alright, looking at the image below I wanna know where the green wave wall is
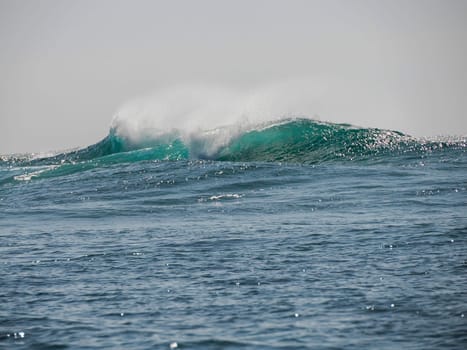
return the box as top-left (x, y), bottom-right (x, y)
top-left (4, 119), bottom-right (466, 169)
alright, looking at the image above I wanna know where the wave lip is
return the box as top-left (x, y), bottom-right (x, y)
top-left (104, 117), bottom-right (417, 163)
top-left (91, 118), bottom-right (415, 163)
top-left (110, 117), bottom-right (467, 163)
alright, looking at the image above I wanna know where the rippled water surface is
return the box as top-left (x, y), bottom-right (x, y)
top-left (1, 125), bottom-right (467, 349)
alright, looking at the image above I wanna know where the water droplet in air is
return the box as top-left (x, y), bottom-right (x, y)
top-left (170, 342), bottom-right (178, 349)
top-left (391, 304), bottom-right (395, 308)
top-left (294, 313), bottom-right (299, 317)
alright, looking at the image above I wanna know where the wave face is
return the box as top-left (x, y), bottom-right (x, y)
top-left (213, 118), bottom-right (410, 163)
top-left (6, 118), bottom-right (464, 169)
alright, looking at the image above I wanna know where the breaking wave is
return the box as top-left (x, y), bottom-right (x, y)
top-left (3, 118), bottom-right (465, 169)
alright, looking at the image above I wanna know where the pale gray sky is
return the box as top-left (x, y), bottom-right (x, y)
top-left (1, 0), bottom-right (467, 154)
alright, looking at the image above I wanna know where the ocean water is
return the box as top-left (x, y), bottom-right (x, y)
top-left (1, 118), bottom-right (466, 349)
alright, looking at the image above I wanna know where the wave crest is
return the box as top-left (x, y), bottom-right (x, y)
top-left (4, 118), bottom-right (466, 176)
top-left (22, 118), bottom-right (412, 164)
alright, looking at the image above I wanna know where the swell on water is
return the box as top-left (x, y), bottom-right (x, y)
top-left (3, 81), bottom-right (466, 178)
top-left (3, 118), bottom-right (465, 169)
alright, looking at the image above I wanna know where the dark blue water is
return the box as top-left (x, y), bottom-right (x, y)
top-left (1, 120), bottom-right (466, 349)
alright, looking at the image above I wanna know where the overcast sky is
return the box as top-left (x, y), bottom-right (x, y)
top-left (1, 0), bottom-right (467, 154)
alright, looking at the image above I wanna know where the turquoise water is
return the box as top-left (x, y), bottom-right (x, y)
top-left (1, 119), bottom-right (466, 349)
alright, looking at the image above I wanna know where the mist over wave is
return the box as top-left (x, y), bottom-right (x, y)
top-left (109, 79), bottom-right (412, 142)
top-left (110, 82), bottom-right (324, 150)
top-left (106, 83), bottom-right (406, 160)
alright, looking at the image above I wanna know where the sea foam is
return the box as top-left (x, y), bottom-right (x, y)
top-left (110, 82), bottom-right (324, 155)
